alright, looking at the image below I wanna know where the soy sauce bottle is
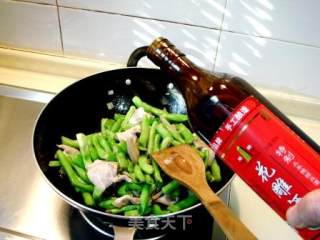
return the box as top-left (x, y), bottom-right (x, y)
top-left (145, 37), bottom-right (320, 240)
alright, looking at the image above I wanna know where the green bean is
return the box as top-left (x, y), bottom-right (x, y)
top-left (101, 118), bottom-right (115, 132)
top-left (169, 188), bottom-right (181, 200)
top-left (76, 133), bottom-right (92, 167)
top-left (162, 180), bottom-right (179, 195)
top-left (145, 174), bottom-right (155, 185)
top-left (89, 145), bottom-right (99, 160)
top-left (116, 151), bottom-right (129, 170)
top-left (73, 165), bottom-right (90, 183)
top-left (120, 105), bottom-right (136, 131)
top-left (202, 148), bottom-right (209, 168)
top-left (160, 136), bottom-right (172, 150)
top-left (93, 187), bottom-right (104, 201)
top-left (108, 205), bottom-right (139, 214)
top-left (147, 121), bottom-right (157, 155)
top-left (152, 160), bottom-right (163, 183)
top-left (160, 116), bottom-right (184, 143)
top-left (152, 204), bottom-right (170, 215)
top-left (153, 134), bottom-right (161, 152)
top-left (82, 192), bottom-right (95, 207)
top-left (57, 150), bottom-right (93, 192)
top-left (99, 198), bottom-right (115, 209)
top-left (211, 159), bottom-right (222, 182)
top-left (118, 141), bottom-right (127, 153)
top-left (206, 171), bottom-right (215, 182)
top-left (127, 183), bottom-right (142, 192)
top-left (114, 113), bottom-right (125, 121)
top-left (140, 184), bottom-right (151, 215)
top-left (176, 124), bottom-right (194, 144)
top-left (156, 123), bottom-right (172, 139)
top-left (117, 183), bottom-right (129, 196)
top-left (138, 155), bottom-right (154, 175)
top-left (111, 118), bottom-right (123, 133)
top-left (96, 134), bottom-right (116, 161)
top-left (70, 154), bottom-right (85, 168)
top-left (125, 209), bottom-right (139, 216)
top-left (61, 136), bottom-right (79, 148)
top-left (127, 161), bottom-right (134, 173)
top-left (91, 135), bottom-right (108, 160)
top-left (167, 194), bottom-right (198, 212)
top-left (139, 115), bottom-right (150, 148)
top-left (132, 96), bottom-right (188, 122)
top-left (102, 129), bottom-right (116, 145)
top-left (134, 164), bottom-right (145, 182)
top-left (49, 160), bottom-right (60, 167)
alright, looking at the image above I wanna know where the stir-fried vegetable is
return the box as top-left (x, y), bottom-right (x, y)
top-left (50, 96), bottom-right (222, 216)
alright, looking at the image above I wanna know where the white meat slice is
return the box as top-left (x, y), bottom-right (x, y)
top-left (87, 160), bottom-right (118, 192)
top-left (116, 126), bottom-right (141, 163)
top-left (154, 195), bottom-right (175, 206)
top-left (57, 144), bottom-right (80, 155)
top-left (128, 107), bottom-right (146, 125)
top-left (114, 174), bottom-right (132, 183)
top-left (113, 195), bottom-right (140, 208)
top-left (116, 125), bottom-right (141, 142)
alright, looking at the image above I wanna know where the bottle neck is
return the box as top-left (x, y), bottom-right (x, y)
top-left (147, 38), bottom-right (200, 94)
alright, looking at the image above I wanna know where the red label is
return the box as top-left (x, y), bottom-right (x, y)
top-left (211, 96), bottom-right (320, 240)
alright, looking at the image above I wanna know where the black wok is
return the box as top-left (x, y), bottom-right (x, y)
top-left (33, 47), bottom-right (234, 239)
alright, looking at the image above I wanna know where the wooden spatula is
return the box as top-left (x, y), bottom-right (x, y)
top-left (152, 144), bottom-right (256, 240)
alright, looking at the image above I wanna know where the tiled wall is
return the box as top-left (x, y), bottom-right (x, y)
top-left (1, 0), bottom-right (320, 99)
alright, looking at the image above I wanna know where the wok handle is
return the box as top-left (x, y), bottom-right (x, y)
top-left (127, 46), bottom-right (148, 67)
top-left (113, 226), bottom-right (136, 240)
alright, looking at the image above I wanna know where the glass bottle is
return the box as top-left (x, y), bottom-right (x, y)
top-left (146, 37), bottom-right (320, 240)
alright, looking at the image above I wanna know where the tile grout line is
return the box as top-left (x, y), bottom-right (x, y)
top-left (55, 1), bottom-right (64, 54)
top-left (7, 0), bottom-right (320, 51)
top-left (212, 0), bottom-right (229, 72)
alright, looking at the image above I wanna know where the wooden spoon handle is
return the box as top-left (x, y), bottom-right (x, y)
top-left (196, 183), bottom-right (257, 240)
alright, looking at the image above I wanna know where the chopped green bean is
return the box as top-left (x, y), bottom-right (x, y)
top-left (156, 123), bottom-right (172, 139)
top-left (91, 134), bottom-right (108, 160)
top-left (111, 118), bottom-right (123, 132)
top-left (73, 165), bottom-right (90, 183)
top-left (167, 194), bottom-right (198, 212)
top-left (101, 118), bottom-right (115, 132)
top-left (88, 145), bottom-right (99, 160)
top-left (138, 155), bottom-right (154, 175)
top-left (176, 123), bottom-right (194, 144)
top-left (99, 198), bottom-right (115, 209)
top-left (116, 151), bottom-right (129, 170)
top-left (120, 105), bottom-right (136, 130)
top-left (152, 160), bottom-right (163, 183)
top-left (160, 137), bottom-right (171, 150)
top-left (57, 150), bottom-right (93, 192)
top-left (125, 209), bottom-right (139, 216)
top-left (114, 113), bottom-right (125, 121)
top-left (139, 115), bottom-right (150, 148)
top-left (153, 134), bottom-right (161, 152)
top-left (70, 153), bottom-right (85, 168)
top-left (132, 96), bottom-right (188, 122)
top-left (160, 116), bottom-right (184, 143)
top-left (152, 204), bottom-right (170, 215)
top-left (211, 159), bottom-right (222, 182)
top-left (61, 136), bottom-right (79, 148)
top-left (117, 183), bottom-right (129, 196)
top-left (49, 160), bottom-right (60, 167)
top-left (147, 121), bottom-right (157, 155)
top-left (134, 164), bottom-right (145, 182)
top-left (76, 133), bottom-right (92, 168)
top-left (93, 186), bottom-right (104, 201)
top-left (162, 180), bottom-right (179, 195)
top-left (140, 184), bottom-right (151, 215)
top-left (82, 192), bottom-right (95, 207)
top-left (108, 205), bottom-right (139, 214)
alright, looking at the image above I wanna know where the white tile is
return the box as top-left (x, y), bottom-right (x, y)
top-left (215, 32), bottom-right (320, 98)
top-left (58, 0), bottom-right (226, 29)
top-left (60, 7), bottom-right (220, 69)
top-left (14, 0), bottom-right (56, 4)
top-left (223, 0), bottom-right (320, 47)
top-left (0, 0), bottom-right (61, 53)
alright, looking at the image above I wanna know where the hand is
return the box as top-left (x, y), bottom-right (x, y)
top-left (286, 189), bottom-right (320, 228)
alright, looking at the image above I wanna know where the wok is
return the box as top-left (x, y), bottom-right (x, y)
top-left (33, 46), bottom-right (234, 239)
